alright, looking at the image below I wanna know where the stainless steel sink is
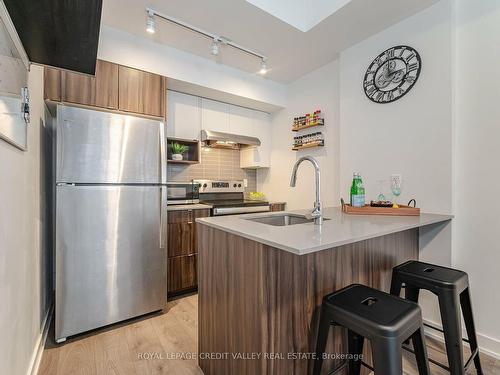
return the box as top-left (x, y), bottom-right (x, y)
top-left (246, 214), bottom-right (327, 226)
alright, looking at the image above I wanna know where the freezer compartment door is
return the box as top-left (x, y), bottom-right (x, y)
top-left (55, 185), bottom-right (167, 340)
top-left (56, 105), bottom-right (165, 184)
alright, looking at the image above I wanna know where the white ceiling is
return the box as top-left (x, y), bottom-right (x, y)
top-left (101, 0), bottom-right (440, 83)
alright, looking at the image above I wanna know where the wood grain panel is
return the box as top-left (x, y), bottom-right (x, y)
top-left (44, 67), bottom-right (62, 101)
top-left (168, 255), bottom-right (197, 293)
top-left (167, 209), bottom-right (193, 224)
top-left (167, 222), bottom-right (192, 258)
top-left (192, 209), bottom-right (210, 253)
top-left (198, 225), bottom-right (419, 375)
top-left (44, 60), bottom-right (165, 119)
top-left (118, 65), bottom-right (164, 117)
top-left (61, 69), bottom-right (96, 106)
top-left (61, 60), bottom-right (118, 109)
top-left (94, 60), bottom-right (118, 109)
top-left (167, 209), bottom-right (209, 295)
top-left (270, 202), bottom-right (286, 212)
top-left (167, 210), bottom-right (193, 258)
top-left (167, 209), bottom-right (210, 257)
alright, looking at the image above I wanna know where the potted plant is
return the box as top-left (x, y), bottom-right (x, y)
top-left (170, 142), bottom-right (189, 161)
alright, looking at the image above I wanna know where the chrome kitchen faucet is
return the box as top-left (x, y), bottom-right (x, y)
top-left (290, 156), bottom-right (323, 225)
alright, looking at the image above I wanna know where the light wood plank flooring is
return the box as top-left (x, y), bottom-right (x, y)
top-left (39, 294), bottom-right (500, 375)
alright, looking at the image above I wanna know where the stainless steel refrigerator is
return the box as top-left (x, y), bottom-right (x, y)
top-left (55, 105), bottom-right (167, 342)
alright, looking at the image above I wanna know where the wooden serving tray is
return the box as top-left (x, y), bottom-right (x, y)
top-left (341, 199), bottom-right (420, 216)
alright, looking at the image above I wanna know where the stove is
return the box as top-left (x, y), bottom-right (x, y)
top-left (195, 179), bottom-right (270, 216)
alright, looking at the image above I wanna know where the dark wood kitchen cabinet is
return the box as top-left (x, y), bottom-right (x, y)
top-left (44, 67), bottom-right (62, 102)
top-left (61, 60), bottom-right (119, 109)
top-left (270, 202), bottom-right (286, 212)
top-left (167, 208), bottom-right (210, 296)
top-left (118, 65), bottom-right (165, 118)
top-left (167, 210), bottom-right (193, 258)
top-left (43, 60), bottom-right (166, 119)
top-left (168, 255), bottom-right (198, 294)
top-left (61, 69), bottom-right (95, 107)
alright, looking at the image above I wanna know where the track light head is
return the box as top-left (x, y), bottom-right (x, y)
top-left (259, 58), bottom-right (268, 75)
top-left (211, 39), bottom-right (220, 56)
top-left (146, 10), bottom-right (156, 34)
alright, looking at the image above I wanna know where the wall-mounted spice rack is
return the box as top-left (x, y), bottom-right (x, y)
top-left (292, 132), bottom-right (324, 151)
top-left (292, 110), bottom-right (324, 131)
top-left (291, 109), bottom-right (325, 151)
top-left (292, 141), bottom-right (324, 151)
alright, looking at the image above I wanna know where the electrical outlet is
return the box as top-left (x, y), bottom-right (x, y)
top-left (243, 179), bottom-right (248, 188)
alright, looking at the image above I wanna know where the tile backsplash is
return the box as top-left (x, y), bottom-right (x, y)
top-left (167, 147), bottom-right (257, 193)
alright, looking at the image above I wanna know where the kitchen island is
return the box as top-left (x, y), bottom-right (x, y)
top-left (196, 207), bottom-right (452, 375)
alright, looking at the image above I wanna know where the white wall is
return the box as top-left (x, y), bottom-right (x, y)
top-left (339, 0), bottom-right (453, 214)
top-left (257, 59), bottom-right (340, 208)
top-left (340, 0), bottom-right (454, 326)
top-left (0, 65), bottom-right (52, 375)
top-left (259, 0), bottom-right (453, 215)
top-left (259, 0), bottom-right (454, 331)
top-left (453, 0), bottom-right (500, 357)
top-left (98, 25), bottom-right (287, 111)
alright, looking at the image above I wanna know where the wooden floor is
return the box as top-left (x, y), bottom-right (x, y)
top-left (39, 294), bottom-right (500, 375)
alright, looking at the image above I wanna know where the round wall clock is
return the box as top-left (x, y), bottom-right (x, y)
top-left (363, 45), bottom-right (421, 104)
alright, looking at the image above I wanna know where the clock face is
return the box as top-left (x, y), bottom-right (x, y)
top-left (363, 45), bottom-right (421, 104)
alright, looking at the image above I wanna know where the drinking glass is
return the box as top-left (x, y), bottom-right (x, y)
top-left (377, 180), bottom-right (387, 201)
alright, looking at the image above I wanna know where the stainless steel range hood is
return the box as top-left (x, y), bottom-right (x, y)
top-left (200, 130), bottom-right (261, 149)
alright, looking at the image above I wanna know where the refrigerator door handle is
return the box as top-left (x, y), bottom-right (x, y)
top-left (159, 122), bottom-right (167, 249)
top-left (159, 186), bottom-right (167, 249)
top-left (159, 122), bottom-right (167, 184)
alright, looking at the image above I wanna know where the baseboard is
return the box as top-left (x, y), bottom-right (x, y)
top-left (27, 303), bottom-right (54, 375)
top-left (423, 318), bottom-right (500, 360)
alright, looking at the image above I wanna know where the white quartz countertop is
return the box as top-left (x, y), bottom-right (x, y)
top-left (196, 207), bottom-right (453, 255)
top-left (167, 203), bottom-right (212, 211)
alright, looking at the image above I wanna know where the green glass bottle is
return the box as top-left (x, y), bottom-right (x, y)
top-left (350, 172), bottom-right (366, 207)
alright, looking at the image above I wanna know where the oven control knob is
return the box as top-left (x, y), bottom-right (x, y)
top-left (203, 183), bottom-right (208, 188)
top-left (238, 184), bottom-right (242, 187)
top-left (233, 184), bottom-right (237, 187)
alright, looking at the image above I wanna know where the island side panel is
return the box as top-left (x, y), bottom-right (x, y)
top-left (198, 224), bottom-right (267, 375)
top-left (198, 224), bottom-right (419, 375)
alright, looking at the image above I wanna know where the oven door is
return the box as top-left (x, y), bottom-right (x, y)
top-left (167, 182), bottom-right (199, 205)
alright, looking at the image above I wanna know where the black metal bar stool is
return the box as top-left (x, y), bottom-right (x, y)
top-left (313, 284), bottom-right (430, 375)
top-left (390, 260), bottom-right (483, 375)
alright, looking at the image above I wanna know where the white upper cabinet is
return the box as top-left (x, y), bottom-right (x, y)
top-left (201, 98), bottom-right (230, 133)
top-left (240, 110), bottom-right (271, 169)
top-left (254, 111), bottom-right (272, 168)
top-left (166, 91), bottom-right (201, 140)
top-left (168, 92), bottom-right (271, 169)
top-left (229, 105), bottom-right (254, 136)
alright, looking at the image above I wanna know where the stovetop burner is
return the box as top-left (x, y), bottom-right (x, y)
top-left (194, 179), bottom-right (270, 215)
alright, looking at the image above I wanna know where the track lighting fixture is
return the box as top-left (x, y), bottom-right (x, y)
top-left (259, 59), bottom-right (268, 75)
top-left (146, 10), bottom-right (156, 34)
top-left (145, 8), bottom-right (269, 75)
top-left (211, 39), bottom-right (219, 56)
